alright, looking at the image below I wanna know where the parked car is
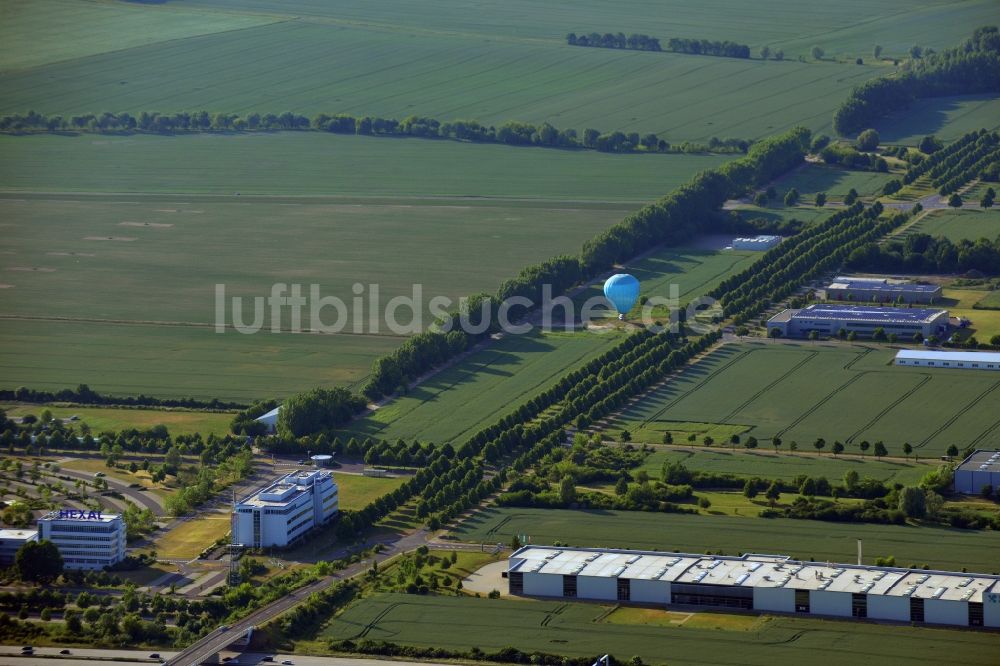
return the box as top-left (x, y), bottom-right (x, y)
top-left (219, 624), bottom-right (230, 631)
top-left (60, 649), bottom-right (72, 655)
top-left (282, 661), bottom-right (294, 665)
top-left (149, 653), bottom-right (160, 659)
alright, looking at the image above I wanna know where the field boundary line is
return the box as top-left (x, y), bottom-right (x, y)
top-left (917, 380), bottom-right (1000, 450)
top-left (721, 350), bottom-right (817, 422)
top-left (844, 373), bottom-right (931, 444)
top-left (640, 345), bottom-right (749, 425)
top-left (773, 373), bottom-right (866, 441)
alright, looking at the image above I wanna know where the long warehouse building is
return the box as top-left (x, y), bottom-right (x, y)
top-left (506, 546), bottom-right (1000, 629)
top-left (767, 304), bottom-right (949, 339)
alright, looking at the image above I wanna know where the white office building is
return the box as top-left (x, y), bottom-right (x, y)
top-left (233, 469), bottom-right (338, 548)
top-left (507, 546), bottom-right (1000, 629)
top-left (0, 528), bottom-right (38, 565)
top-left (37, 510), bottom-right (126, 570)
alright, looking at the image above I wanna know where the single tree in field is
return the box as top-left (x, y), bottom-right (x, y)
top-left (743, 479), bottom-right (758, 499)
top-left (559, 475), bottom-right (577, 505)
top-left (815, 192), bottom-right (827, 207)
top-left (859, 440), bottom-right (871, 456)
top-left (811, 46), bottom-right (824, 60)
top-left (844, 469), bottom-right (859, 492)
top-left (946, 444), bottom-right (959, 458)
top-left (662, 431), bottom-right (673, 445)
top-left (784, 187), bottom-right (800, 206)
top-left (912, 331), bottom-right (924, 344)
top-left (948, 193), bottom-right (963, 208)
top-left (769, 327), bottom-right (782, 339)
top-left (730, 434), bottom-right (741, 449)
top-left (745, 436), bottom-right (758, 450)
top-left (832, 441), bottom-right (844, 456)
top-left (620, 429), bottom-right (632, 443)
top-left (773, 49), bottom-right (784, 61)
top-left (703, 435), bottom-right (714, 447)
top-left (735, 325), bottom-right (749, 338)
top-left (856, 129), bottom-right (880, 151)
top-left (754, 192), bottom-right (769, 207)
top-left (772, 436), bottom-right (782, 452)
top-left (874, 441), bottom-right (888, 459)
top-left (838, 328), bottom-right (848, 340)
top-left (808, 330), bottom-right (819, 341)
top-left (760, 46), bottom-right (771, 60)
top-left (765, 482), bottom-right (781, 507)
top-left (873, 45), bottom-right (883, 60)
top-left (790, 441), bottom-right (798, 452)
top-left (898, 486), bottom-right (926, 518)
top-left (813, 438), bottom-right (826, 455)
top-left (844, 188), bottom-right (858, 205)
top-left (614, 476), bottom-right (629, 496)
top-left (903, 442), bottom-right (913, 459)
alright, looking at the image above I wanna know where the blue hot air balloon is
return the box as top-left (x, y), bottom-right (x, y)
top-left (603, 273), bottom-right (640, 320)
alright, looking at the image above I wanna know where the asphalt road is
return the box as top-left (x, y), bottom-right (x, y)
top-left (55, 467), bottom-right (164, 516)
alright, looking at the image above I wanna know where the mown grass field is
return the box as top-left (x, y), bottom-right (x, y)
top-left (155, 513), bottom-right (231, 560)
top-left (334, 473), bottom-right (407, 511)
top-left (770, 163), bottom-right (897, 199)
top-left (0, 403), bottom-right (233, 437)
top-left (344, 330), bottom-right (625, 445)
top-left (639, 448), bottom-right (935, 485)
top-left (318, 592), bottom-right (998, 665)
top-left (976, 289), bottom-right (1000, 309)
top-left (874, 94), bottom-right (1000, 144)
top-left (900, 207), bottom-right (1000, 242)
top-left (601, 342), bottom-right (1000, 457)
top-left (453, 507), bottom-right (1000, 572)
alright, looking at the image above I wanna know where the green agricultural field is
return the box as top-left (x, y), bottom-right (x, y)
top-left (601, 342), bottom-right (1000, 456)
top-left (874, 94), bottom-right (1000, 144)
top-left (639, 448), bottom-right (934, 485)
top-left (900, 208), bottom-right (1000, 242)
top-left (770, 163), bottom-right (896, 199)
top-left (453, 507), bottom-right (1000, 572)
top-left (975, 289), bottom-right (1000, 309)
top-left (0, 318), bottom-right (399, 402)
top-left (0, 0), bottom-right (279, 70)
top-left (0, 403), bottom-right (233, 437)
top-left (0, 134), bottom-right (727, 199)
top-left (344, 329), bottom-right (625, 445)
top-left (318, 592), bottom-right (996, 665)
top-left (729, 206), bottom-right (832, 228)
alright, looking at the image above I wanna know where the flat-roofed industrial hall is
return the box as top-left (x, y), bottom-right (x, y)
top-left (507, 546), bottom-right (1000, 629)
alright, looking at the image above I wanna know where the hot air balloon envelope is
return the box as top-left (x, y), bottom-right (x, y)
top-left (603, 273), bottom-right (640, 318)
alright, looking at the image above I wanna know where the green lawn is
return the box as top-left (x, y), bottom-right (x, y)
top-left (975, 289), bottom-right (1000, 309)
top-left (318, 592), bottom-right (998, 665)
top-left (601, 342), bottom-right (1000, 457)
top-left (345, 329), bottom-right (625, 445)
top-left (639, 448), bottom-right (935, 485)
top-left (900, 208), bottom-right (1000, 242)
top-left (453, 507), bottom-right (1000, 572)
top-left (0, 403), bottom-right (233, 437)
top-left (155, 513), bottom-right (231, 560)
top-left (334, 473), bottom-right (407, 511)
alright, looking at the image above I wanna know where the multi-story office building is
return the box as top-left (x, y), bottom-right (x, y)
top-left (37, 510), bottom-right (126, 570)
top-left (232, 469), bottom-right (338, 548)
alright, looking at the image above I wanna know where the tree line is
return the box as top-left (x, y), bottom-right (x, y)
top-left (0, 109), bottom-right (748, 156)
top-left (567, 32), bottom-right (661, 51)
top-left (846, 232), bottom-right (1000, 276)
top-left (0, 383), bottom-right (244, 410)
top-left (566, 32), bottom-right (750, 59)
top-left (834, 26), bottom-right (1000, 135)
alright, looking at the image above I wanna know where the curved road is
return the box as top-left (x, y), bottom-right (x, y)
top-left (55, 467), bottom-right (165, 516)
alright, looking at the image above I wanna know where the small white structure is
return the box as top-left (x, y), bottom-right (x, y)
top-left (733, 235), bottom-right (781, 251)
top-left (894, 349), bottom-right (1000, 370)
top-left (311, 454), bottom-right (334, 467)
top-left (255, 406), bottom-right (281, 433)
top-left (232, 469), bottom-right (338, 548)
top-left (37, 510), bottom-right (126, 570)
top-left (507, 546), bottom-right (1000, 629)
top-left (954, 450), bottom-right (1000, 495)
top-left (0, 528), bottom-right (38, 565)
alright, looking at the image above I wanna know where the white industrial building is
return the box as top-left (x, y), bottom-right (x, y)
top-left (37, 510), bottom-right (126, 570)
top-left (0, 528), bottom-right (38, 565)
top-left (768, 304), bottom-right (949, 339)
top-left (825, 278), bottom-right (942, 304)
top-left (895, 349), bottom-right (1000, 370)
top-left (732, 235), bottom-right (781, 251)
top-left (254, 406), bottom-right (281, 433)
top-left (507, 546), bottom-right (1000, 629)
top-left (954, 450), bottom-right (1000, 495)
top-left (233, 469), bottom-right (338, 548)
